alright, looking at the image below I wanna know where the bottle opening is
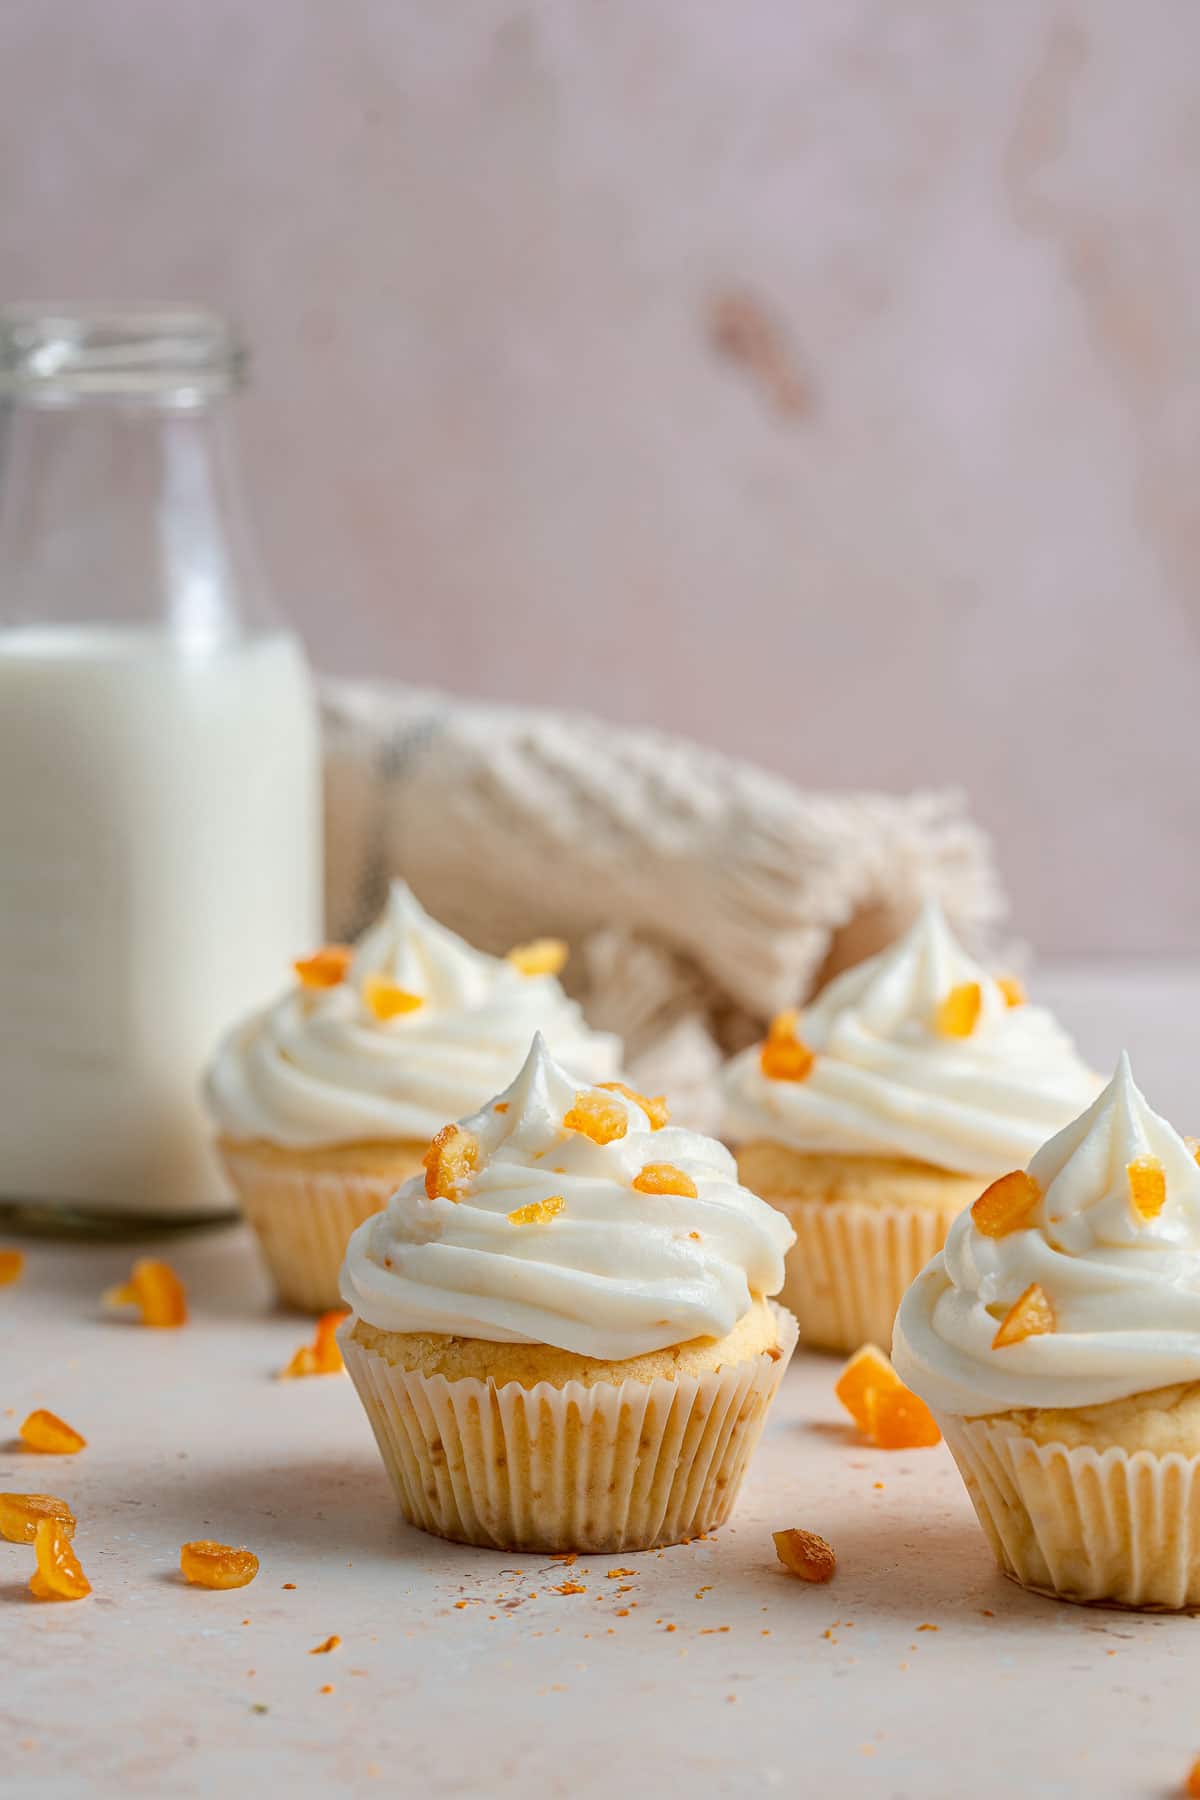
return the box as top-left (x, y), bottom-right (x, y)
top-left (0, 305), bottom-right (245, 405)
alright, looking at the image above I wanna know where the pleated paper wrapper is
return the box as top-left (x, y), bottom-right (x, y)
top-left (340, 1303), bottom-right (798, 1553)
top-left (219, 1146), bottom-right (422, 1314)
top-left (779, 1197), bottom-right (955, 1355)
top-left (940, 1410), bottom-right (1200, 1610)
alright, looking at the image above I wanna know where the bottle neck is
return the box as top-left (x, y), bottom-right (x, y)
top-left (0, 396), bottom-right (276, 645)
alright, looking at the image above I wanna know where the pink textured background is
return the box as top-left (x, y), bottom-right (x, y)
top-left (3, 1), bottom-right (1199, 953)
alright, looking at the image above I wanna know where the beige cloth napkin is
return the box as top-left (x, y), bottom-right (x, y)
top-left (323, 681), bottom-right (1007, 1130)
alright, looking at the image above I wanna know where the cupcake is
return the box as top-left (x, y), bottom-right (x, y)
top-left (338, 1035), bottom-right (797, 1553)
top-left (895, 1055), bottom-right (1200, 1610)
top-left (723, 899), bottom-right (1098, 1353)
top-left (206, 882), bottom-right (620, 1311)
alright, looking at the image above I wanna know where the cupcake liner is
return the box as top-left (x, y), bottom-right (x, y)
top-left (940, 1411), bottom-right (1200, 1610)
top-left (219, 1150), bottom-right (404, 1313)
top-left (779, 1197), bottom-right (953, 1355)
top-left (339, 1303), bottom-right (798, 1553)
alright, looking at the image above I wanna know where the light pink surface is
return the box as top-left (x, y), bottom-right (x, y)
top-left (3, 4), bottom-right (1200, 952)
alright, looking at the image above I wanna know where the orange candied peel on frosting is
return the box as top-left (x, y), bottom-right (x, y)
top-left (181, 1540), bottom-right (259, 1590)
top-left (773, 1527), bottom-right (836, 1584)
top-left (30, 1517), bottom-right (90, 1602)
top-left (280, 1310), bottom-right (349, 1379)
top-left (934, 981), bottom-right (982, 1038)
top-left (996, 975), bottom-right (1026, 1007)
top-left (293, 945), bottom-right (352, 989)
top-left (992, 1281), bottom-right (1056, 1349)
top-left (600, 1082), bottom-right (670, 1130)
top-left (362, 973), bottom-right (424, 1021)
top-left (0, 1248), bottom-right (23, 1286)
top-left (834, 1344), bottom-right (941, 1449)
top-left (20, 1409), bottom-right (86, 1455)
top-left (0, 1492), bottom-right (76, 1545)
top-left (632, 1163), bottom-right (698, 1199)
top-left (563, 1091), bottom-right (628, 1145)
top-left (507, 938), bottom-right (569, 978)
top-left (422, 1124), bottom-right (480, 1201)
top-left (971, 1170), bottom-right (1041, 1239)
top-left (103, 1257), bottom-right (188, 1328)
top-left (508, 1195), bottom-right (566, 1226)
top-left (1127, 1155), bottom-right (1167, 1223)
top-left (759, 1010), bottom-right (815, 1083)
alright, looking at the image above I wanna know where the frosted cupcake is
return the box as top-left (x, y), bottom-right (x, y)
top-left (723, 900), bottom-right (1098, 1353)
top-left (206, 883), bottom-right (620, 1311)
top-left (338, 1035), bottom-right (797, 1553)
top-left (895, 1056), bottom-right (1200, 1610)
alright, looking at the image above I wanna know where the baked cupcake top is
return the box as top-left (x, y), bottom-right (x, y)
top-left (206, 883), bottom-right (621, 1149)
top-left (722, 899), bottom-right (1098, 1176)
top-left (340, 1035), bottom-right (795, 1360)
top-left (894, 1055), bottom-right (1200, 1415)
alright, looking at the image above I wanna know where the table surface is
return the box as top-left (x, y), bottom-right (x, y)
top-left (6, 959), bottom-right (1200, 1800)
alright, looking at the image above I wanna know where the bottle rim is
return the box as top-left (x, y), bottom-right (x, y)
top-left (0, 304), bottom-right (246, 404)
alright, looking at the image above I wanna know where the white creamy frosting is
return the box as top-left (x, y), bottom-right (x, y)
top-left (206, 883), bottom-right (621, 1147)
top-left (723, 899), bottom-right (1099, 1175)
top-left (894, 1056), bottom-right (1200, 1415)
top-left (340, 1035), bottom-right (795, 1359)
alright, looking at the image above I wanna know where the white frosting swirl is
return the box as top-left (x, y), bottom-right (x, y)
top-left (206, 883), bottom-right (621, 1147)
top-left (340, 1035), bottom-right (795, 1359)
top-left (723, 899), bottom-right (1099, 1175)
top-left (894, 1055), bottom-right (1200, 1415)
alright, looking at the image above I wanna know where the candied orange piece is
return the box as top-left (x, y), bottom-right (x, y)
top-left (280, 1309), bottom-right (348, 1379)
top-left (507, 938), bottom-right (568, 978)
top-left (759, 1009), bottom-right (815, 1083)
top-left (0, 1492), bottom-right (75, 1545)
top-left (1186, 1756), bottom-right (1200, 1799)
top-left (992, 1282), bottom-right (1056, 1349)
top-left (632, 1163), bottom-right (698, 1199)
top-left (996, 975), bottom-right (1026, 1007)
top-left (181, 1540), bottom-right (259, 1590)
top-left (362, 974), bottom-right (424, 1020)
top-left (1128, 1155), bottom-right (1167, 1223)
top-left (422, 1123), bottom-right (480, 1201)
top-left (871, 1386), bottom-right (941, 1449)
top-left (971, 1169), bottom-right (1041, 1238)
top-left (103, 1257), bottom-right (188, 1328)
top-left (0, 1248), bottom-right (23, 1286)
top-left (20, 1409), bottom-right (86, 1455)
top-left (600, 1082), bottom-right (670, 1130)
top-left (1184, 1136), bottom-right (1200, 1166)
top-left (507, 1195), bottom-right (566, 1226)
top-left (835, 1344), bottom-right (901, 1433)
top-left (294, 945), bottom-right (352, 989)
top-left (934, 981), bottom-right (982, 1038)
top-left (773, 1528), bottom-right (836, 1583)
top-left (563, 1091), bottom-right (628, 1145)
top-left (30, 1516), bottom-right (90, 1601)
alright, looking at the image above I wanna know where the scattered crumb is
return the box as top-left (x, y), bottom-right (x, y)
top-left (552, 1582), bottom-right (586, 1596)
top-left (282, 1582), bottom-right (296, 1590)
top-left (319, 1684), bottom-right (334, 1695)
top-left (695, 1586), bottom-right (713, 1599)
top-left (309, 1635), bottom-right (342, 1655)
top-left (664, 1623), bottom-right (677, 1633)
top-left (699, 1626), bottom-right (731, 1636)
top-left (607, 1568), bottom-right (634, 1580)
top-left (774, 1527), bottom-right (836, 1584)
top-left (979, 1609), bottom-right (995, 1618)
top-left (251, 1704), bottom-right (269, 1715)
top-left (916, 1623), bottom-right (938, 1632)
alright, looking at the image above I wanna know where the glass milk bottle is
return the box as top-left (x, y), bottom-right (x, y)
top-left (0, 307), bottom-right (322, 1223)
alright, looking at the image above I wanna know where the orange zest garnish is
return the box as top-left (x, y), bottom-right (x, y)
top-left (600, 1082), bottom-right (670, 1130)
top-left (294, 945), bottom-right (352, 989)
top-left (1127, 1156), bottom-right (1167, 1223)
top-left (0, 1248), bottom-right (24, 1286)
top-left (632, 1163), bottom-right (698, 1199)
top-left (834, 1344), bottom-right (941, 1449)
top-left (971, 1170), bottom-right (1041, 1239)
top-left (507, 1196), bottom-right (565, 1226)
top-left (362, 974), bottom-right (424, 1020)
top-left (280, 1309), bottom-right (349, 1379)
top-left (563, 1091), bottom-right (628, 1145)
top-left (103, 1257), bottom-right (188, 1328)
top-left (934, 981), bottom-right (982, 1038)
top-left (773, 1528), bottom-right (836, 1583)
top-left (19, 1410), bottom-right (86, 1455)
top-left (30, 1516), bottom-right (90, 1601)
top-left (759, 1010), bottom-right (815, 1083)
top-left (992, 1282), bottom-right (1056, 1349)
top-left (0, 1492), bottom-right (75, 1545)
top-left (507, 939), bottom-right (569, 978)
top-left (309, 1634), bottom-right (341, 1655)
top-left (422, 1124), bottom-right (480, 1201)
top-left (180, 1541), bottom-right (259, 1590)
top-left (996, 975), bottom-right (1026, 1007)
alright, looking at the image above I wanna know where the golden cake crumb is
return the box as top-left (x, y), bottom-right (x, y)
top-left (309, 1634), bottom-right (341, 1654)
top-left (774, 1528), bottom-right (836, 1583)
top-left (632, 1163), bottom-right (698, 1199)
top-left (992, 1281), bottom-right (1056, 1349)
top-left (507, 1196), bottom-right (566, 1226)
top-left (423, 1124), bottom-right (480, 1200)
top-left (600, 1082), bottom-right (670, 1129)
